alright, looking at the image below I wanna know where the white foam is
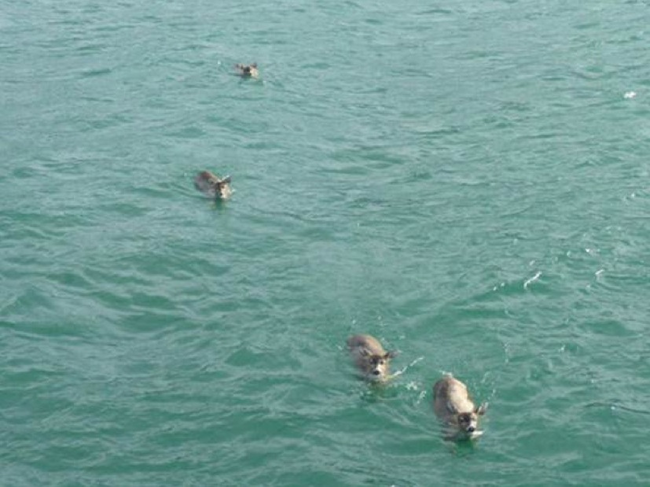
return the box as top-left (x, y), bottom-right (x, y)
top-left (405, 381), bottom-right (419, 391)
top-left (523, 271), bottom-right (542, 289)
top-left (392, 356), bottom-right (424, 378)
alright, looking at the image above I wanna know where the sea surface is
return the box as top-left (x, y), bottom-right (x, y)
top-left (1, 0), bottom-right (650, 485)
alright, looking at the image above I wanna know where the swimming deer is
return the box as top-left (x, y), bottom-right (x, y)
top-left (433, 374), bottom-right (487, 440)
top-left (235, 63), bottom-right (259, 79)
top-left (194, 171), bottom-right (232, 200)
top-left (347, 334), bottom-right (397, 383)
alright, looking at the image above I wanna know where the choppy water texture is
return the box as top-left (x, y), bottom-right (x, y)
top-left (2, 0), bottom-right (650, 485)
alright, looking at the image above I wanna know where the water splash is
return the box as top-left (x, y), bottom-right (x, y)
top-left (391, 356), bottom-right (424, 378)
top-left (523, 271), bottom-right (542, 289)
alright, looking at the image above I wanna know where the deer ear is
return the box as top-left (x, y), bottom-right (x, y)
top-left (385, 350), bottom-right (398, 359)
top-left (476, 402), bottom-right (488, 415)
top-left (446, 401), bottom-right (456, 414)
top-left (222, 175), bottom-right (232, 184)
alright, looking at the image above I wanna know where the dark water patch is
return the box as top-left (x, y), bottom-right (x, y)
top-left (416, 7), bottom-right (454, 16)
top-left (577, 318), bottom-right (638, 338)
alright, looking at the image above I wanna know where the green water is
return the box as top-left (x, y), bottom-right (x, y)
top-left (2, 0), bottom-right (649, 485)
